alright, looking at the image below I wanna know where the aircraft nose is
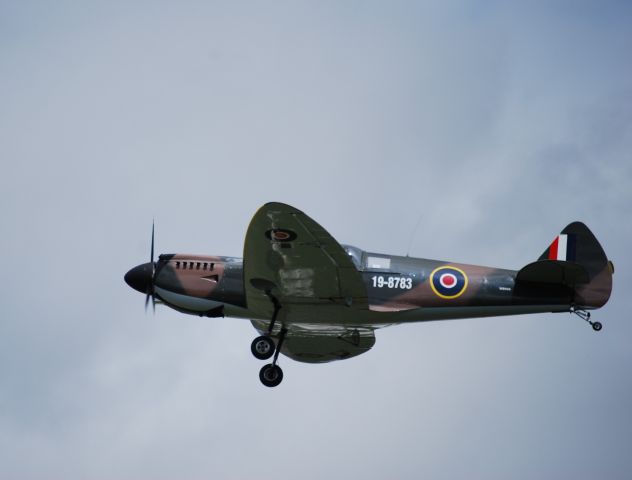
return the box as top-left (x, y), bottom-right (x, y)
top-left (124, 263), bottom-right (153, 293)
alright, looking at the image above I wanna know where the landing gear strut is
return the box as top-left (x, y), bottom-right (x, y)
top-left (571, 306), bottom-right (602, 332)
top-left (250, 289), bottom-right (287, 387)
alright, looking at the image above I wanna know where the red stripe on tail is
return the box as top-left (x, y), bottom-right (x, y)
top-left (548, 236), bottom-right (559, 260)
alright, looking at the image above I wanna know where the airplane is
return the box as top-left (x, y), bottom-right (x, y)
top-left (124, 202), bottom-right (614, 387)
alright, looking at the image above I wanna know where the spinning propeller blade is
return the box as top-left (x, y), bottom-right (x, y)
top-left (145, 221), bottom-right (156, 313)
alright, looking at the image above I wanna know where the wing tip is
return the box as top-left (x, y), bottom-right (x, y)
top-left (261, 201), bottom-right (304, 214)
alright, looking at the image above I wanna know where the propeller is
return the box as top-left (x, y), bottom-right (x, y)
top-left (145, 221), bottom-right (156, 313)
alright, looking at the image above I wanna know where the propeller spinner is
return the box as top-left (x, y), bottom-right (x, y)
top-left (124, 222), bottom-right (156, 312)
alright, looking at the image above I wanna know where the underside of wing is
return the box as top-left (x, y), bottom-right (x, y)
top-left (243, 202), bottom-right (368, 321)
top-left (251, 320), bottom-right (375, 363)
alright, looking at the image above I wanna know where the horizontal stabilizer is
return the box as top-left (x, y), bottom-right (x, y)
top-left (516, 260), bottom-right (589, 287)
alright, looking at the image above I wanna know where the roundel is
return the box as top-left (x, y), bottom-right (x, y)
top-left (430, 266), bottom-right (468, 299)
top-left (265, 229), bottom-right (297, 242)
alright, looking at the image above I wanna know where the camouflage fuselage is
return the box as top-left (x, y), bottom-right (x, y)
top-left (124, 207), bottom-right (612, 376)
top-left (148, 245), bottom-right (607, 327)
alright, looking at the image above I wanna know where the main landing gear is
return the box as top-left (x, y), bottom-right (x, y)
top-left (571, 306), bottom-right (602, 332)
top-left (251, 336), bottom-right (275, 360)
top-left (259, 361), bottom-right (283, 387)
top-left (250, 289), bottom-right (286, 387)
top-left (251, 329), bottom-right (287, 387)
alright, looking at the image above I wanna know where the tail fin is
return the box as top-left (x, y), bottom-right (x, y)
top-left (516, 222), bottom-right (613, 309)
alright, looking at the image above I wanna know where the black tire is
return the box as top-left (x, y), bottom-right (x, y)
top-left (592, 321), bottom-right (603, 332)
top-left (251, 335), bottom-right (275, 360)
top-left (259, 364), bottom-right (283, 387)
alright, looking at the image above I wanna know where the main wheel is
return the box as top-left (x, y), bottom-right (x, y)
top-left (259, 364), bottom-right (283, 387)
top-left (592, 321), bottom-right (603, 332)
top-left (251, 335), bottom-right (275, 360)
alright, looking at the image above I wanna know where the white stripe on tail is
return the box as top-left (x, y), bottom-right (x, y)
top-left (556, 234), bottom-right (568, 261)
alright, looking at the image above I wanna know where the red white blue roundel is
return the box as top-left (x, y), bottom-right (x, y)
top-left (430, 266), bottom-right (468, 299)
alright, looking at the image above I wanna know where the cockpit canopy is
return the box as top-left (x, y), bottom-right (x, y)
top-left (342, 244), bottom-right (364, 270)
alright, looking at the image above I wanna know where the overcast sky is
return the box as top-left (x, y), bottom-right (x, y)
top-left (1, 1), bottom-right (631, 479)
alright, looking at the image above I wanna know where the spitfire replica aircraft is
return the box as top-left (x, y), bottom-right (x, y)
top-left (125, 202), bottom-right (613, 387)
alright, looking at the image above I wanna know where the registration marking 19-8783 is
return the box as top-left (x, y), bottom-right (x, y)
top-left (370, 276), bottom-right (413, 290)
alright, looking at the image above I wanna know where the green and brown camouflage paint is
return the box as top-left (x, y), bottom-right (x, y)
top-left (130, 220), bottom-right (611, 324)
top-left (124, 205), bottom-right (612, 371)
